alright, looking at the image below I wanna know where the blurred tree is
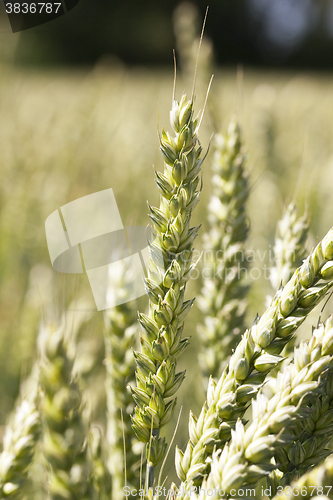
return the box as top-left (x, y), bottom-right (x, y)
top-left (11, 0), bottom-right (333, 69)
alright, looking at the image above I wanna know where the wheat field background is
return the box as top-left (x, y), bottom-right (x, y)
top-left (1, 59), bottom-right (333, 486)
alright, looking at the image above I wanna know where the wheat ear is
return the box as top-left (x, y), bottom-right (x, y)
top-left (130, 91), bottom-right (205, 487)
top-left (270, 203), bottom-right (309, 291)
top-left (265, 202), bottom-right (309, 380)
top-left (197, 117), bottom-right (250, 383)
top-left (273, 317), bottom-right (333, 486)
top-left (104, 265), bottom-right (142, 499)
top-left (174, 226), bottom-right (333, 493)
top-left (188, 314), bottom-right (333, 498)
top-left (39, 322), bottom-right (93, 499)
top-left (0, 399), bottom-right (39, 498)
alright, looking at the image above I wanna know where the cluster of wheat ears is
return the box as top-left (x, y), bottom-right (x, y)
top-left (3, 30), bottom-right (333, 500)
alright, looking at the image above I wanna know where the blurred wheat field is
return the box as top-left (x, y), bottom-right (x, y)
top-left (1, 62), bottom-right (333, 478)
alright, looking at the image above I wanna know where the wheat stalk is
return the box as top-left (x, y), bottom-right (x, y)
top-left (0, 399), bottom-right (40, 499)
top-left (174, 226), bottom-right (333, 495)
top-left (104, 262), bottom-right (142, 499)
top-left (130, 90), bottom-right (205, 488)
top-left (39, 322), bottom-right (93, 499)
top-left (197, 117), bottom-right (250, 383)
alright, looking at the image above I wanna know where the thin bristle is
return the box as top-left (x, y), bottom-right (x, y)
top-left (197, 73), bottom-right (214, 132)
top-left (157, 406), bottom-right (183, 488)
top-left (191, 6), bottom-right (209, 101)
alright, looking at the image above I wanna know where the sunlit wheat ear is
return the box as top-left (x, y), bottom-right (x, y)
top-left (174, 225), bottom-right (333, 497)
top-left (265, 202), bottom-right (309, 377)
top-left (103, 259), bottom-right (142, 499)
top-left (270, 202), bottom-right (309, 293)
top-left (197, 116), bottom-right (250, 384)
top-left (0, 398), bottom-right (40, 499)
top-left (187, 314), bottom-right (333, 498)
top-left (39, 322), bottom-right (93, 499)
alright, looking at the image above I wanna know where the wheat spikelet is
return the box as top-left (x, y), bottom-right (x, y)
top-left (197, 117), bottom-right (250, 383)
top-left (174, 226), bottom-right (333, 495)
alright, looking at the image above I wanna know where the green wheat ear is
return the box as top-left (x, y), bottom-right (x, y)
top-left (270, 202), bottom-right (309, 292)
top-left (39, 322), bottom-right (94, 499)
top-left (104, 260), bottom-right (143, 500)
top-left (265, 202), bottom-right (309, 376)
top-left (130, 89), bottom-right (205, 487)
top-left (197, 116), bottom-right (250, 384)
